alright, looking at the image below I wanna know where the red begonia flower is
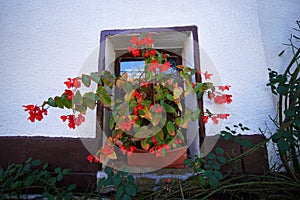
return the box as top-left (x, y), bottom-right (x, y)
top-left (87, 154), bottom-right (94, 163)
top-left (217, 113), bottom-right (230, 119)
top-left (204, 71), bottom-right (213, 80)
top-left (203, 116), bottom-right (209, 124)
top-left (139, 34), bottom-right (155, 47)
top-left (150, 49), bottom-right (156, 56)
top-left (127, 46), bottom-right (140, 57)
top-left (211, 116), bottom-right (219, 124)
top-left (159, 61), bottom-right (170, 73)
top-left (64, 78), bottom-right (81, 89)
top-left (64, 90), bottom-right (74, 101)
top-left (218, 85), bottom-right (231, 91)
top-left (213, 94), bottom-right (232, 104)
top-left (130, 36), bottom-right (139, 46)
top-left (149, 60), bottom-right (159, 73)
top-left (23, 104), bottom-right (47, 122)
top-left (119, 117), bottom-right (134, 131)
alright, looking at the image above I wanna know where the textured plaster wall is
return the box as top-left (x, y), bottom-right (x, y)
top-left (0, 0), bottom-right (299, 139)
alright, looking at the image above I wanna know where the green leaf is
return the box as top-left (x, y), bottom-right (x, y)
top-left (220, 131), bottom-right (233, 141)
top-left (294, 117), bottom-right (300, 127)
top-left (215, 147), bottom-right (224, 155)
top-left (277, 85), bottom-right (289, 95)
top-left (166, 121), bottom-right (176, 136)
top-left (141, 138), bottom-right (150, 151)
top-left (49, 177), bottom-right (56, 184)
top-left (90, 72), bottom-right (100, 83)
top-left (207, 153), bottom-right (216, 160)
top-left (193, 83), bottom-right (203, 93)
top-left (198, 175), bottom-right (206, 186)
top-left (47, 97), bottom-right (57, 107)
top-left (122, 193), bottom-right (132, 200)
top-left (62, 168), bottom-right (71, 175)
top-left (83, 92), bottom-right (96, 110)
top-left (82, 74), bottom-right (91, 87)
top-left (125, 184), bottom-right (137, 196)
top-left (192, 108), bottom-right (201, 121)
top-left (113, 176), bottom-right (122, 186)
top-left (208, 175), bottom-right (218, 189)
top-left (174, 87), bottom-right (183, 99)
top-left (214, 170), bottom-right (223, 179)
top-left (213, 162), bottom-right (220, 170)
top-left (176, 129), bottom-right (185, 141)
top-left (204, 169), bottom-right (212, 177)
top-left (157, 51), bottom-right (162, 63)
top-left (24, 176), bottom-right (35, 186)
top-left (97, 86), bottom-right (112, 106)
top-left (74, 104), bottom-right (87, 114)
top-left (161, 101), bottom-right (176, 114)
top-left (184, 159), bottom-right (192, 166)
top-left (54, 97), bottom-right (64, 108)
top-left (166, 94), bottom-right (174, 101)
top-left (284, 109), bottom-right (295, 117)
top-left (54, 168), bottom-right (61, 173)
top-left (116, 185), bottom-right (125, 199)
top-left (62, 95), bottom-right (72, 109)
top-left (204, 164), bottom-right (211, 170)
top-left (31, 160), bottom-right (41, 166)
top-left (127, 175), bottom-right (135, 184)
top-left (109, 115), bottom-right (115, 130)
top-left (73, 90), bottom-right (83, 105)
top-left (57, 173), bottom-right (63, 181)
top-left (102, 71), bottom-right (115, 88)
top-left (104, 167), bottom-right (113, 175)
top-left (217, 156), bottom-right (227, 164)
top-left (26, 157), bottom-right (33, 163)
top-left (43, 162), bottom-right (49, 170)
top-left (277, 139), bottom-right (290, 152)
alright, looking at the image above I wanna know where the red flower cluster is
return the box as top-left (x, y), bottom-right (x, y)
top-left (204, 71), bottom-right (213, 80)
top-left (127, 46), bottom-right (140, 57)
top-left (174, 138), bottom-right (183, 144)
top-left (133, 104), bottom-right (144, 115)
top-left (130, 34), bottom-right (155, 47)
top-left (64, 78), bottom-right (81, 89)
top-left (102, 142), bottom-right (115, 156)
top-left (150, 144), bottom-right (171, 158)
top-left (213, 94), bottom-right (232, 104)
top-left (203, 115), bottom-right (209, 124)
top-left (148, 60), bottom-right (170, 73)
top-left (64, 90), bottom-right (74, 101)
top-left (23, 105), bottom-right (47, 122)
top-left (86, 154), bottom-right (100, 163)
top-left (119, 116), bottom-right (134, 131)
top-left (203, 113), bottom-right (230, 124)
top-left (120, 145), bottom-right (136, 156)
top-left (60, 114), bottom-right (85, 129)
top-left (150, 104), bottom-right (163, 113)
top-left (218, 85), bottom-right (231, 91)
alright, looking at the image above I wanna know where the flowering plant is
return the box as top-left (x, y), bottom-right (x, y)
top-left (24, 34), bottom-right (231, 163)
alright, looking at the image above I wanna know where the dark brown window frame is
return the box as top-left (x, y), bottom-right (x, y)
top-left (97, 25), bottom-right (205, 147)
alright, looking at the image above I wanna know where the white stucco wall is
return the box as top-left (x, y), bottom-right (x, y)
top-left (0, 0), bottom-right (299, 139)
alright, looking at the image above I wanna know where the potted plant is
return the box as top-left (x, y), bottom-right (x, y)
top-left (24, 34), bottom-right (231, 168)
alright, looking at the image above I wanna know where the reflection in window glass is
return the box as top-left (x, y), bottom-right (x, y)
top-left (120, 58), bottom-right (179, 79)
top-left (120, 60), bottom-right (145, 78)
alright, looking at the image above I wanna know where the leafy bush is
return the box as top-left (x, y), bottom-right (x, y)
top-left (0, 158), bottom-right (76, 200)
